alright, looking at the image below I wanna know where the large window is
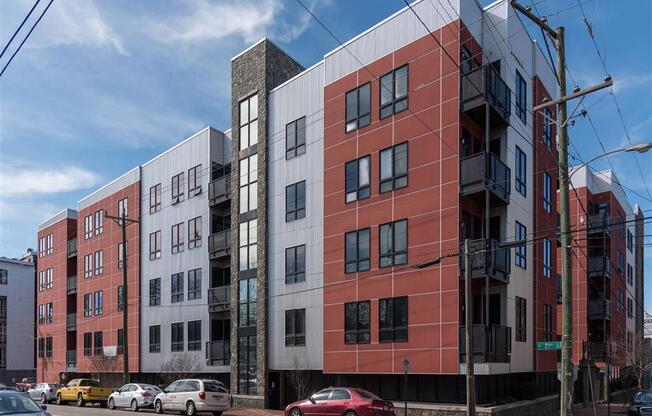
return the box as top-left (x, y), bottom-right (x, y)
top-left (239, 155), bottom-right (258, 214)
top-left (379, 219), bottom-right (408, 267)
top-left (93, 331), bottom-right (103, 355)
top-left (515, 146), bottom-right (526, 196)
top-left (515, 296), bottom-right (526, 342)
top-left (84, 254), bottom-right (92, 278)
top-left (118, 198), bottom-right (128, 223)
top-left (345, 83), bottom-right (370, 133)
top-left (286, 117), bottom-right (306, 159)
top-left (188, 164), bottom-right (202, 197)
top-left (171, 322), bottom-right (184, 352)
top-left (543, 238), bottom-right (552, 278)
top-left (345, 156), bottom-right (370, 203)
top-left (543, 304), bottom-right (553, 341)
top-left (83, 293), bottom-right (92, 317)
top-left (627, 229), bottom-right (634, 253)
top-left (94, 291), bottom-right (103, 315)
top-left (237, 335), bottom-right (257, 395)
top-left (188, 216), bottom-right (202, 249)
top-left (117, 285), bottom-right (124, 312)
top-left (171, 273), bottom-right (184, 303)
top-left (84, 215), bottom-right (93, 239)
top-left (172, 172), bottom-right (185, 204)
top-left (515, 70), bottom-right (527, 123)
top-left (380, 65), bottom-right (408, 119)
top-left (171, 222), bottom-right (184, 254)
top-left (379, 297), bottom-right (408, 343)
top-left (94, 250), bottom-right (103, 275)
top-left (188, 320), bottom-right (201, 351)
top-left (83, 332), bottom-right (92, 356)
top-left (543, 172), bottom-right (552, 213)
top-left (149, 183), bottom-right (161, 213)
top-left (628, 264), bottom-right (634, 286)
top-left (380, 143), bottom-right (408, 193)
top-left (150, 231), bottom-right (161, 260)
top-left (345, 301), bottom-right (370, 344)
top-left (94, 210), bottom-right (104, 235)
top-left (239, 219), bottom-right (257, 271)
top-left (187, 268), bottom-right (201, 300)
top-left (543, 108), bottom-right (553, 148)
top-left (285, 309), bottom-right (306, 347)
top-left (239, 94), bottom-right (258, 150)
top-left (286, 181), bottom-right (306, 222)
top-left (285, 245), bottom-right (306, 284)
top-left (238, 278), bottom-right (257, 327)
top-left (515, 221), bottom-right (527, 269)
top-left (345, 228), bottom-right (370, 273)
top-left (149, 325), bottom-right (160, 353)
top-left (149, 278), bottom-right (161, 306)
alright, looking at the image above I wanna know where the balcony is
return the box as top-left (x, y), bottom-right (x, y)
top-left (209, 230), bottom-right (231, 259)
top-left (584, 341), bottom-right (607, 361)
top-left (209, 175), bottom-right (232, 206)
top-left (66, 275), bottom-right (77, 295)
top-left (460, 152), bottom-right (511, 206)
top-left (208, 286), bottom-right (231, 313)
top-left (459, 239), bottom-right (511, 284)
top-left (206, 340), bottom-right (230, 366)
top-left (459, 324), bottom-right (511, 363)
top-left (461, 65), bottom-right (511, 127)
top-left (66, 313), bottom-right (76, 331)
top-left (588, 298), bottom-right (612, 321)
top-left (587, 256), bottom-right (611, 278)
top-left (67, 238), bottom-right (77, 258)
top-left (66, 350), bottom-right (76, 370)
top-left (587, 212), bottom-right (611, 237)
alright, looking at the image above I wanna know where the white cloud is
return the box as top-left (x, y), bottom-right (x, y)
top-left (0, 163), bottom-right (100, 196)
top-left (612, 73), bottom-right (652, 94)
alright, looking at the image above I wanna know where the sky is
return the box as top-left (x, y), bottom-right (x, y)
top-left (0, 0), bottom-right (650, 304)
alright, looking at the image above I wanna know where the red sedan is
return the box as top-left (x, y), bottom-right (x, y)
top-left (284, 387), bottom-right (395, 416)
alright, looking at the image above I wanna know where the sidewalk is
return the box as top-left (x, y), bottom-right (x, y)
top-left (223, 409), bottom-right (284, 416)
top-left (573, 403), bottom-right (628, 415)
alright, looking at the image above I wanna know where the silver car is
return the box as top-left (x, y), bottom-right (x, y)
top-left (108, 383), bottom-right (161, 412)
top-left (27, 384), bottom-right (61, 403)
top-left (154, 379), bottom-right (229, 416)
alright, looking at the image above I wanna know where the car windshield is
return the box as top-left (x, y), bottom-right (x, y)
top-left (635, 392), bottom-right (652, 403)
top-left (0, 392), bottom-right (43, 414)
top-left (79, 380), bottom-right (100, 387)
top-left (140, 384), bottom-right (160, 392)
top-left (204, 381), bottom-right (227, 393)
top-left (356, 389), bottom-right (381, 400)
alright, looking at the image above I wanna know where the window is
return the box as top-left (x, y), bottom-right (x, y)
top-left (94, 210), bottom-right (104, 235)
top-left (543, 304), bottom-right (553, 341)
top-left (345, 301), bottom-right (370, 344)
top-left (237, 335), bottom-right (257, 395)
top-left (515, 146), bottom-right (527, 196)
top-left (628, 331), bottom-right (633, 353)
top-left (286, 117), bottom-right (306, 159)
top-left (515, 70), bottom-right (527, 123)
top-left (0, 297), bottom-right (4, 319)
top-left (543, 172), bottom-right (552, 213)
top-left (543, 238), bottom-right (552, 278)
top-left (379, 219), bottom-right (408, 267)
top-left (38, 271), bottom-right (44, 291)
top-left (149, 325), bottom-right (160, 353)
top-left (45, 337), bottom-right (52, 357)
top-left (94, 291), bottom-right (103, 315)
top-left (627, 229), bottom-right (634, 252)
top-left (39, 237), bottom-right (45, 257)
top-left (543, 108), bottom-right (553, 148)
top-left (345, 82), bottom-right (371, 133)
top-left (149, 278), bottom-right (161, 306)
top-left (93, 331), bottom-right (103, 355)
top-left (515, 296), bottom-right (526, 342)
top-left (285, 245), bottom-right (306, 284)
top-left (83, 293), bottom-right (93, 317)
top-left (38, 304), bottom-right (44, 325)
top-left (170, 172), bottom-right (185, 204)
top-left (84, 254), bottom-right (93, 278)
top-left (84, 215), bottom-right (93, 239)
top-left (628, 264), bottom-right (634, 286)
top-left (149, 231), bottom-right (161, 260)
top-left (188, 268), bottom-right (201, 300)
top-left (94, 250), bottom-right (103, 275)
top-left (380, 142), bottom-right (408, 193)
top-left (188, 164), bottom-right (202, 197)
top-left (188, 217), bottom-right (202, 249)
top-left (117, 328), bottom-right (124, 355)
top-left (345, 228), bottom-right (370, 273)
top-left (627, 298), bottom-right (634, 318)
top-left (617, 250), bottom-right (625, 273)
top-left (617, 289), bottom-right (624, 312)
top-left (188, 320), bottom-right (201, 351)
top-left (0, 269), bottom-right (6, 285)
top-left (238, 219), bottom-right (257, 271)
top-left (46, 303), bottom-right (53, 323)
top-left (379, 296), bottom-right (408, 343)
top-left (38, 338), bottom-right (45, 358)
top-left (118, 198), bottom-right (128, 223)
top-left (380, 65), bottom-right (408, 119)
top-left (238, 278), bottom-right (257, 327)
top-left (286, 181), bottom-right (306, 222)
top-left (345, 156), bottom-right (370, 203)
top-left (46, 233), bottom-right (52, 254)
top-left (171, 272), bottom-right (184, 303)
top-left (83, 332), bottom-right (92, 356)
top-left (171, 322), bottom-right (184, 352)
top-left (149, 183), bottom-right (161, 213)
top-left (239, 154), bottom-right (258, 214)
top-left (171, 222), bottom-right (184, 254)
top-left (515, 221), bottom-right (527, 269)
top-left (46, 268), bottom-right (52, 289)
top-left (285, 309), bottom-right (306, 347)
top-left (117, 285), bottom-right (124, 312)
top-left (239, 94), bottom-right (258, 150)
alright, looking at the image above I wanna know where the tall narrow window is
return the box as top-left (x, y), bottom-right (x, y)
top-left (83, 293), bottom-right (93, 317)
top-left (172, 172), bottom-right (185, 204)
top-left (188, 164), bottom-right (202, 197)
top-left (117, 285), bottom-right (124, 312)
top-left (627, 264), bottom-right (634, 286)
top-left (150, 231), bottom-right (161, 260)
top-left (285, 309), bottom-right (306, 346)
top-left (543, 172), bottom-right (552, 213)
top-left (46, 303), bottom-right (53, 323)
top-left (117, 328), bottom-right (124, 355)
top-left (94, 210), bottom-right (104, 235)
top-left (238, 278), bottom-right (257, 327)
top-left (38, 338), bottom-right (45, 358)
top-left (543, 304), bottom-right (553, 341)
top-left (515, 221), bottom-right (527, 269)
top-left (171, 272), bottom-right (184, 303)
top-left (83, 333), bottom-right (92, 356)
top-left (285, 181), bottom-right (306, 222)
top-left (187, 268), bottom-right (201, 300)
top-left (118, 198), bottom-right (128, 223)
top-left (171, 322), bottom-right (184, 352)
top-left (171, 223), bottom-right (184, 254)
top-left (94, 250), bottom-right (103, 275)
top-left (239, 94), bottom-right (258, 150)
top-left (286, 117), bottom-right (306, 159)
top-left (543, 238), bottom-right (552, 278)
top-left (627, 298), bottom-right (634, 318)
top-left (188, 217), bottom-right (202, 249)
top-left (380, 142), bottom-right (408, 193)
top-left (379, 219), bottom-right (408, 267)
top-left (344, 301), bottom-right (370, 344)
top-left (515, 296), bottom-right (526, 342)
top-left (237, 335), bottom-right (257, 395)
top-left (38, 271), bottom-right (44, 291)
top-left (617, 289), bottom-right (624, 312)
top-left (94, 291), bottom-right (103, 315)
top-left (84, 215), bottom-right (93, 239)
top-left (149, 278), bottom-right (161, 306)
top-left (515, 146), bottom-right (527, 196)
top-left (543, 108), bottom-right (553, 148)
top-left (84, 254), bottom-right (93, 278)
top-left (188, 320), bottom-right (202, 351)
top-left (345, 83), bottom-right (370, 133)
top-left (617, 250), bottom-right (625, 273)
top-left (150, 183), bottom-right (161, 213)
top-left (345, 228), bottom-right (370, 273)
top-left (380, 65), bottom-right (408, 119)
top-left (46, 268), bottom-right (52, 289)
top-left (118, 242), bottom-right (127, 269)
top-left (46, 233), bottom-right (52, 254)
top-left (38, 304), bottom-right (45, 324)
top-left (515, 70), bottom-right (527, 123)
top-left (238, 219), bottom-right (258, 271)
top-left (149, 325), bottom-right (160, 353)
top-left (0, 270), bottom-right (6, 286)
top-left (379, 296), bottom-right (408, 342)
top-left (345, 156), bottom-right (370, 203)
top-left (285, 245), bottom-right (306, 284)
top-left (239, 155), bottom-right (258, 214)
top-left (627, 229), bottom-right (634, 253)
top-left (93, 331), bottom-right (103, 355)
top-left (46, 337), bottom-right (53, 357)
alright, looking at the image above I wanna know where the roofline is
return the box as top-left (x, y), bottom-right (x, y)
top-left (269, 60), bottom-right (324, 94)
top-left (141, 126), bottom-right (223, 168)
top-left (37, 208), bottom-right (77, 230)
top-left (0, 257), bottom-right (35, 267)
top-left (77, 166), bottom-right (141, 206)
top-left (231, 37), bottom-right (267, 62)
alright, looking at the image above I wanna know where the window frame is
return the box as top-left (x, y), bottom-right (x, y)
top-left (345, 228), bottom-right (371, 273)
top-left (543, 171), bottom-right (552, 213)
top-left (239, 154), bottom-right (258, 214)
top-left (149, 183), bottom-right (161, 214)
top-left (543, 304), bottom-right (553, 342)
top-left (238, 278), bottom-right (257, 328)
top-left (83, 293), bottom-right (93, 317)
top-left (543, 238), bottom-right (552, 278)
top-left (93, 331), bottom-right (103, 355)
top-left (345, 155), bottom-right (371, 203)
top-left (187, 320), bottom-right (202, 351)
top-left (83, 332), bottom-right (92, 356)
top-left (515, 146), bottom-right (527, 196)
top-left (379, 64), bottom-right (409, 119)
top-left (188, 164), bottom-right (202, 197)
top-left (149, 230), bottom-right (161, 260)
top-left (515, 70), bottom-right (527, 123)
top-left (286, 117), bottom-right (306, 159)
top-left (94, 290), bottom-right (103, 315)
top-left (94, 210), bottom-right (104, 235)
top-left (187, 268), bottom-right (202, 300)
top-left (285, 244), bottom-right (306, 284)
top-left (171, 222), bottom-right (184, 254)
top-left (117, 285), bottom-right (124, 312)
top-left (171, 172), bottom-right (185, 204)
top-left (379, 219), bottom-right (408, 268)
top-left (515, 296), bottom-right (527, 342)
top-left (285, 180), bottom-right (306, 222)
top-left (239, 94), bottom-right (259, 150)
top-left (94, 250), bottom-right (103, 275)
top-left (238, 219), bottom-right (258, 271)
top-left (171, 272), bottom-right (184, 303)
top-left (149, 325), bottom-right (161, 353)
top-left (515, 221), bottom-right (527, 269)
top-left (149, 278), bottom-right (161, 306)
top-left (379, 296), bottom-right (408, 343)
top-left (171, 322), bottom-right (184, 352)
top-left (543, 107), bottom-right (553, 148)
top-left (285, 308), bottom-right (306, 347)
top-left (188, 217), bottom-right (202, 249)
top-left (345, 82), bottom-right (371, 133)
top-left (344, 301), bottom-right (371, 344)
top-left (379, 142), bottom-right (408, 193)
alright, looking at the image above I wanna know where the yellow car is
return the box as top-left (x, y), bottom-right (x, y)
top-left (55, 379), bottom-right (113, 407)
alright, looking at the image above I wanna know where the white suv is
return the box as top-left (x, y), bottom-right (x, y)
top-left (154, 379), bottom-right (229, 416)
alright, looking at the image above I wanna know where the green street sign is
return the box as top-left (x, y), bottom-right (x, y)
top-left (536, 341), bottom-right (561, 350)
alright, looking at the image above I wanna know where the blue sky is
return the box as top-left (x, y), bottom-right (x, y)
top-left (0, 0), bottom-right (650, 305)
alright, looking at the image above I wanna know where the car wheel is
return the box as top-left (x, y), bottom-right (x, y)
top-left (76, 394), bottom-right (85, 407)
top-left (154, 400), bottom-right (164, 414)
top-left (344, 412), bottom-right (357, 416)
top-left (40, 393), bottom-right (46, 403)
top-left (108, 398), bottom-right (115, 410)
top-left (56, 393), bottom-right (64, 405)
top-left (289, 408), bottom-right (302, 416)
top-left (186, 401), bottom-right (197, 416)
top-left (131, 399), bottom-right (139, 412)
top-left (212, 412), bottom-right (222, 416)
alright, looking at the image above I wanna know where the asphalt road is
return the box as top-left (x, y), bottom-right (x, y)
top-left (45, 404), bottom-right (155, 416)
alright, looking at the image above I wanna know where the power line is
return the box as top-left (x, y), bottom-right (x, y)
top-left (0, 0), bottom-right (41, 60)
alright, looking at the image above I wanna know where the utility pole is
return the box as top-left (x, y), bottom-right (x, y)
top-left (510, 3), bottom-right (612, 415)
top-left (105, 212), bottom-right (139, 385)
top-left (464, 239), bottom-right (475, 416)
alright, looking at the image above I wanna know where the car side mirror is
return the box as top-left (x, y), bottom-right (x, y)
top-left (309, 396), bottom-right (316, 404)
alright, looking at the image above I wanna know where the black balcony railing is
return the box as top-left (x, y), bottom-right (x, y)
top-left (587, 256), bottom-right (611, 278)
top-left (459, 239), bottom-right (511, 284)
top-left (67, 238), bottom-right (77, 258)
top-left (587, 212), bottom-right (611, 237)
top-left (209, 230), bottom-right (231, 259)
top-left (208, 286), bottom-right (231, 313)
top-left (460, 152), bottom-right (511, 206)
top-left (206, 340), bottom-right (230, 366)
top-left (461, 65), bottom-right (511, 127)
top-left (66, 350), bottom-right (76, 369)
top-left (584, 341), bottom-right (607, 361)
top-left (459, 324), bottom-right (511, 363)
top-left (66, 275), bottom-right (77, 294)
top-left (209, 176), bottom-right (232, 206)
top-left (588, 298), bottom-right (612, 321)
top-left (66, 313), bottom-right (76, 331)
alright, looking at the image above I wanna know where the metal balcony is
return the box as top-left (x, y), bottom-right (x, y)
top-left (66, 313), bottom-right (76, 331)
top-left (208, 286), bottom-right (231, 313)
top-left (461, 65), bottom-right (511, 127)
top-left (584, 341), bottom-right (607, 361)
top-left (587, 256), bottom-right (611, 278)
top-left (209, 176), bottom-right (231, 206)
top-left (66, 350), bottom-right (76, 370)
top-left (459, 324), bottom-right (511, 363)
top-left (459, 239), bottom-right (511, 284)
top-left (460, 152), bottom-right (511, 206)
top-left (208, 230), bottom-right (231, 259)
top-left (67, 238), bottom-right (77, 258)
top-left (66, 275), bottom-right (77, 294)
top-left (587, 212), bottom-right (611, 237)
top-left (588, 298), bottom-right (612, 321)
top-left (206, 340), bottom-right (230, 366)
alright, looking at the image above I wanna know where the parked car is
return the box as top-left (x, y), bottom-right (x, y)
top-left (629, 390), bottom-right (652, 415)
top-left (0, 390), bottom-right (51, 415)
top-left (154, 379), bottom-right (229, 416)
top-left (284, 387), bottom-right (395, 416)
top-left (15, 378), bottom-right (36, 393)
top-left (0, 386), bottom-right (28, 398)
top-left (55, 379), bottom-right (112, 407)
top-left (108, 383), bottom-right (161, 412)
top-left (27, 384), bottom-right (61, 404)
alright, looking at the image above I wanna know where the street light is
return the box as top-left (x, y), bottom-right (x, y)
top-left (570, 142), bottom-right (652, 178)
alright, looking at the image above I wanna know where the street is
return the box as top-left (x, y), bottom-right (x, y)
top-left (42, 403), bottom-right (283, 416)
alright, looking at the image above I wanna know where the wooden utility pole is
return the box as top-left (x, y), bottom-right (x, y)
top-left (464, 239), bottom-right (475, 416)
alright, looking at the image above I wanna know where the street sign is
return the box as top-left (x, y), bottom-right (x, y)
top-left (537, 341), bottom-right (561, 350)
top-left (402, 359), bottom-right (410, 372)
